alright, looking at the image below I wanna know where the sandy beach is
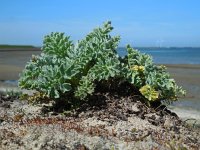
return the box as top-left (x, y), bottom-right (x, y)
top-left (166, 64), bottom-right (200, 100)
top-left (164, 64), bottom-right (200, 124)
top-left (0, 48), bottom-right (41, 80)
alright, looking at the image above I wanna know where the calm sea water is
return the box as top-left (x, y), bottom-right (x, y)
top-left (1, 47), bottom-right (200, 65)
top-left (117, 47), bottom-right (200, 64)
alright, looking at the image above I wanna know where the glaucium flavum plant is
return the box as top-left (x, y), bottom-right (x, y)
top-left (19, 21), bottom-right (185, 106)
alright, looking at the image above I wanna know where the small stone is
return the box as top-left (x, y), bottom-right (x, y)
top-left (103, 118), bottom-right (110, 122)
top-left (0, 102), bottom-right (11, 108)
top-left (0, 118), bottom-right (4, 124)
top-left (145, 113), bottom-right (159, 120)
top-left (131, 104), bottom-right (140, 113)
top-left (78, 112), bottom-right (85, 117)
top-left (117, 113), bottom-right (127, 121)
top-left (2, 140), bottom-right (8, 145)
top-left (131, 128), bottom-right (137, 133)
top-left (164, 117), bottom-right (173, 128)
top-left (47, 140), bottom-right (54, 145)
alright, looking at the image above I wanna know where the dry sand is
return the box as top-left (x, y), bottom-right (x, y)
top-left (1, 92), bottom-right (200, 149)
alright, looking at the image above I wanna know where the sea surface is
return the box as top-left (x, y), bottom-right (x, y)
top-left (117, 47), bottom-right (200, 64)
top-left (1, 47), bottom-right (200, 65)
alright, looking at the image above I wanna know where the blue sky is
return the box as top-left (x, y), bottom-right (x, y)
top-left (0, 0), bottom-right (200, 47)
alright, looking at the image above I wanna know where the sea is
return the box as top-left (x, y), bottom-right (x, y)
top-left (0, 47), bottom-right (200, 65)
top-left (117, 47), bottom-right (200, 64)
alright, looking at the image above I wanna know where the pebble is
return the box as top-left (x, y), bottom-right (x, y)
top-left (164, 117), bottom-right (174, 128)
top-left (131, 104), bottom-right (140, 113)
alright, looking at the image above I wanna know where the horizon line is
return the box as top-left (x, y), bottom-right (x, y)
top-left (1, 44), bottom-right (200, 49)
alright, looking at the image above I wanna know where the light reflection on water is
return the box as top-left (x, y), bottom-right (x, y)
top-left (117, 47), bottom-right (200, 64)
top-left (3, 80), bottom-right (18, 86)
top-left (172, 99), bottom-right (200, 111)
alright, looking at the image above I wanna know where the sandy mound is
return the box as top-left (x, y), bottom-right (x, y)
top-left (0, 92), bottom-right (200, 150)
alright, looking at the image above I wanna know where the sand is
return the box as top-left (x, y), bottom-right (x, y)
top-left (1, 91), bottom-right (200, 149)
top-left (165, 64), bottom-right (200, 102)
top-left (0, 48), bottom-right (41, 80)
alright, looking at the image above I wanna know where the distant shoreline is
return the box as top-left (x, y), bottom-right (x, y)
top-left (0, 44), bottom-right (37, 48)
top-left (0, 44), bottom-right (41, 51)
top-left (1, 46), bottom-right (200, 51)
top-left (0, 48), bottom-right (41, 51)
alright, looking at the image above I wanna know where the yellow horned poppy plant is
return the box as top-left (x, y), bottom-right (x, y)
top-left (139, 85), bottom-right (159, 101)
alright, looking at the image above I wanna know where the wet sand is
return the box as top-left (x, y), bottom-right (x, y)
top-left (0, 48), bottom-right (41, 80)
top-left (166, 64), bottom-right (200, 100)
top-left (163, 64), bottom-right (200, 123)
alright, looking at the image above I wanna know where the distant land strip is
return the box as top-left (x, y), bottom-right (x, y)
top-left (0, 48), bottom-right (41, 51)
top-left (0, 44), bottom-right (36, 48)
top-left (0, 45), bottom-right (41, 51)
